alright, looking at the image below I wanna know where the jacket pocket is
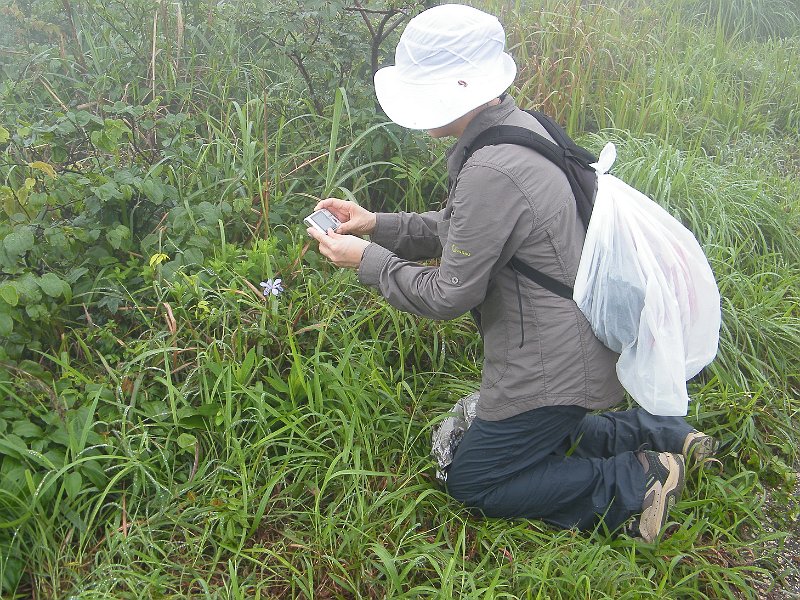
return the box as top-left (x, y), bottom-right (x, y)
top-left (436, 215), bottom-right (450, 247)
top-left (480, 286), bottom-right (509, 388)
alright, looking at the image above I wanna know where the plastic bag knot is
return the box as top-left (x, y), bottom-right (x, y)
top-left (591, 142), bottom-right (617, 175)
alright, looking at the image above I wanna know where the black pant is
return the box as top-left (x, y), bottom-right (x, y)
top-left (445, 406), bottom-right (694, 531)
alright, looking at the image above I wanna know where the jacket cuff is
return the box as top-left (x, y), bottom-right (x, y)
top-left (358, 243), bottom-right (393, 287)
top-left (371, 213), bottom-right (401, 248)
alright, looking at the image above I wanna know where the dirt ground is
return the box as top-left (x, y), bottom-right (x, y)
top-left (752, 472), bottom-right (800, 599)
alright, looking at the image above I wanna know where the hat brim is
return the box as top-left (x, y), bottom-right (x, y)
top-left (374, 53), bottom-right (517, 130)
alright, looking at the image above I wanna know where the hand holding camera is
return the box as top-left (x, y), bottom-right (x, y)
top-left (305, 200), bottom-right (372, 269)
top-left (303, 208), bottom-right (342, 234)
top-left (313, 198), bottom-right (376, 236)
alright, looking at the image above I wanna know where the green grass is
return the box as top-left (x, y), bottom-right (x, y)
top-left (1, 0), bottom-right (799, 597)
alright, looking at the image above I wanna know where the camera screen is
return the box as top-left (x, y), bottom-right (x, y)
top-left (311, 210), bottom-right (338, 232)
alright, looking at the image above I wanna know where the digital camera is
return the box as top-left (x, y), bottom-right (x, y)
top-left (304, 208), bottom-right (341, 234)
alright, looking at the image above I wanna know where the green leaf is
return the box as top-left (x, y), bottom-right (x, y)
top-left (25, 303), bottom-right (49, 320)
top-left (0, 434), bottom-right (27, 460)
top-left (29, 161), bottom-right (57, 179)
top-left (3, 227), bottom-right (35, 257)
top-left (178, 415), bottom-right (206, 429)
top-left (94, 181), bottom-right (122, 202)
top-left (81, 462), bottom-right (108, 489)
top-left (236, 348), bottom-right (257, 384)
top-left (2, 556), bottom-right (24, 594)
top-left (15, 273), bottom-right (42, 302)
top-left (44, 447), bottom-right (66, 469)
top-left (195, 201), bottom-right (221, 224)
top-left (64, 471), bottom-right (82, 499)
top-left (0, 313), bottom-right (12, 336)
top-left (89, 130), bottom-right (107, 151)
top-left (38, 273), bottom-right (68, 298)
top-left (12, 421), bottom-right (44, 439)
top-left (182, 247), bottom-right (204, 266)
top-left (73, 111), bottom-right (93, 126)
top-left (67, 267), bottom-right (89, 284)
top-left (195, 404), bottom-right (220, 417)
top-left (0, 124), bottom-right (9, 144)
top-left (0, 407), bottom-right (24, 420)
top-left (106, 224), bottom-right (131, 250)
top-left (114, 168), bottom-right (140, 186)
top-left (0, 283), bottom-right (19, 306)
top-left (0, 185), bottom-right (14, 216)
top-left (177, 432), bottom-right (197, 450)
top-left (177, 403), bottom-right (220, 430)
top-left (141, 179), bottom-right (164, 204)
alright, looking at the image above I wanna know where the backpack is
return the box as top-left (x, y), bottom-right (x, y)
top-left (456, 110), bottom-right (597, 299)
top-left (455, 111), bottom-right (721, 416)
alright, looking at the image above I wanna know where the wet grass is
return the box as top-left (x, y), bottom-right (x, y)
top-left (1, 0), bottom-right (799, 597)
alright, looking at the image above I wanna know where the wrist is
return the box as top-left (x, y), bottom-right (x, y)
top-left (348, 238), bottom-right (370, 269)
top-left (366, 212), bottom-right (377, 235)
top-left (360, 241), bottom-right (371, 261)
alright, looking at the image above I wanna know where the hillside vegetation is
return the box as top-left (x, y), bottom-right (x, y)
top-left (0, 0), bottom-right (799, 597)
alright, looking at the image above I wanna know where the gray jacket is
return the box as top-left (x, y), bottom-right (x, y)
top-left (359, 96), bottom-right (624, 420)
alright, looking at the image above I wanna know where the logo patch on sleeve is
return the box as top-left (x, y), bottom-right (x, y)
top-left (451, 244), bottom-right (471, 257)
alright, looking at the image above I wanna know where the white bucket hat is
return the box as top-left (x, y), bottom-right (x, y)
top-left (374, 4), bottom-right (517, 130)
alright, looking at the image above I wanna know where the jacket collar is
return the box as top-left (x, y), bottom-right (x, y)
top-left (446, 94), bottom-right (517, 182)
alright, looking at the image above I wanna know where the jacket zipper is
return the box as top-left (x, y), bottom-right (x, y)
top-left (513, 267), bottom-right (525, 348)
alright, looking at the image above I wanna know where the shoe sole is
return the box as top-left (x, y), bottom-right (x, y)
top-left (640, 454), bottom-right (685, 543)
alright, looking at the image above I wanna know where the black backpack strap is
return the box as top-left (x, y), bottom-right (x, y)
top-left (457, 112), bottom-right (596, 300)
top-left (523, 111), bottom-right (598, 229)
top-left (460, 119), bottom-right (597, 229)
top-left (459, 125), bottom-right (563, 175)
top-left (522, 110), bottom-right (597, 166)
top-left (509, 257), bottom-right (573, 300)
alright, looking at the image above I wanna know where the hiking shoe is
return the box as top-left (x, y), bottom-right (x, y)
top-left (682, 430), bottom-right (719, 464)
top-left (628, 451), bottom-right (685, 543)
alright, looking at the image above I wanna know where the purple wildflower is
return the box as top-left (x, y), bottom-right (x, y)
top-left (260, 278), bottom-right (284, 297)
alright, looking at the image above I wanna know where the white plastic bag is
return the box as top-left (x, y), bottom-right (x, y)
top-left (573, 143), bottom-right (721, 416)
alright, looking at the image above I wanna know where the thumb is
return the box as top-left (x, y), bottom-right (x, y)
top-left (333, 220), bottom-right (353, 234)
